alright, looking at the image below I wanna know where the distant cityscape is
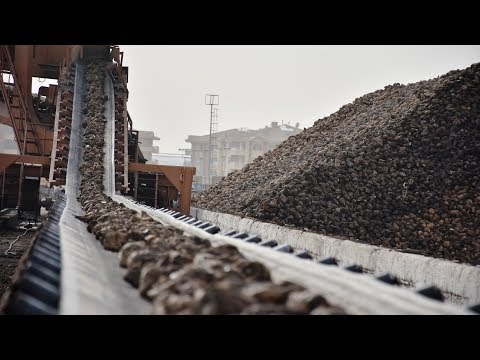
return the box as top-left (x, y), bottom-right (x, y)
top-left (0, 121), bottom-right (302, 190)
top-left (137, 121), bottom-right (302, 190)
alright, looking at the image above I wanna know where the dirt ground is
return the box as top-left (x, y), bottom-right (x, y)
top-left (0, 228), bottom-right (36, 299)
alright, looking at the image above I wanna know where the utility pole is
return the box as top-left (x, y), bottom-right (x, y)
top-left (211, 107), bottom-right (219, 179)
top-left (205, 94), bottom-right (219, 187)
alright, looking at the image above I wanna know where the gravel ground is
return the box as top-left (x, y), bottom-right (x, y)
top-left (0, 229), bottom-right (35, 299)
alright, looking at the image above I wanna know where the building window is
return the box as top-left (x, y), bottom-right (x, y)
top-left (252, 143), bottom-right (262, 151)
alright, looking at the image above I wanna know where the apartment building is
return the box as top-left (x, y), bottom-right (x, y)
top-left (186, 121), bottom-right (302, 185)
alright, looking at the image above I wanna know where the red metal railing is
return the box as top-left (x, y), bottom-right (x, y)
top-left (0, 45), bottom-right (42, 156)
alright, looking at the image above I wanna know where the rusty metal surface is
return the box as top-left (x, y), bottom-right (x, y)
top-left (128, 162), bottom-right (195, 214)
top-left (128, 162), bottom-right (196, 176)
top-left (0, 155), bottom-right (19, 174)
top-left (48, 77), bottom-right (62, 184)
top-left (0, 154), bottom-right (50, 173)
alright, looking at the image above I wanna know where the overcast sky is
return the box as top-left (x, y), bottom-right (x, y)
top-left (120, 45), bottom-right (480, 154)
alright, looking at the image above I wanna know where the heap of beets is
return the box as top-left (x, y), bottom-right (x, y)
top-left (194, 63), bottom-right (480, 266)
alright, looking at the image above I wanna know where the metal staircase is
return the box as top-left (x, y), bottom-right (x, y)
top-left (0, 45), bottom-right (41, 156)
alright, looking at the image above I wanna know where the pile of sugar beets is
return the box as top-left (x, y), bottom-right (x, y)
top-left (194, 63), bottom-right (480, 266)
top-left (76, 59), bottom-right (344, 314)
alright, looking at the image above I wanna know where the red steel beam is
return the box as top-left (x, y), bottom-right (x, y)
top-left (0, 153), bottom-right (51, 173)
top-left (128, 162), bottom-right (196, 215)
top-left (128, 162), bottom-right (195, 189)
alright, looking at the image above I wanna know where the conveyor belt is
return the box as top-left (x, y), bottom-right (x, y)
top-left (3, 59), bottom-right (476, 315)
top-left (58, 61), bottom-right (149, 314)
top-left (57, 60), bottom-right (478, 315)
top-left (190, 208), bottom-right (480, 306)
top-left (109, 198), bottom-right (475, 315)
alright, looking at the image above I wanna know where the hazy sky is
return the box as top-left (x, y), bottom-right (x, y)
top-left (120, 45), bottom-right (480, 154)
